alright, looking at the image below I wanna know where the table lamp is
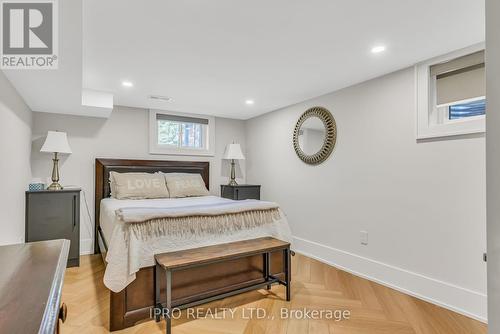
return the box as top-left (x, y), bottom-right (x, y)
top-left (40, 131), bottom-right (72, 190)
top-left (222, 143), bottom-right (245, 186)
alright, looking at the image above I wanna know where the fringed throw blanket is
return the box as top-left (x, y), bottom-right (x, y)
top-left (116, 200), bottom-right (281, 240)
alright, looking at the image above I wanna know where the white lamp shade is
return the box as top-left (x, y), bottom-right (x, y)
top-left (223, 143), bottom-right (245, 160)
top-left (40, 131), bottom-right (72, 154)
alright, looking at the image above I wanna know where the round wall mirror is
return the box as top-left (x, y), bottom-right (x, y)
top-left (293, 106), bottom-right (337, 165)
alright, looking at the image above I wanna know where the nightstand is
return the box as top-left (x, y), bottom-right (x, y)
top-left (25, 188), bottom-right (81, 267)
top-left (221, 184), bottom-right (261, 200)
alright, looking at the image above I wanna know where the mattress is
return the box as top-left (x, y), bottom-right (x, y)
top-left (100, 196), bottom-right (293, 293)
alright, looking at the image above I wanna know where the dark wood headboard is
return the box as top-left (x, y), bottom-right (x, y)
top-left (94, 158), bottom-right (210, 253)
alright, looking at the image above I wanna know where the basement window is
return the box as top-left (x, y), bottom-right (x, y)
top-left (416, 46), bottom-right (485, 139)
top-left (149, 110), bottom-right (215, 156)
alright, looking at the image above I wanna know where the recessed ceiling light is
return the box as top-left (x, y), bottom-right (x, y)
top-left (371, 45), bottom-right (386, 54)
top-left (122, 81), bottom-right (133, 87)
top-left (245, 99), bottom-right (255, 105)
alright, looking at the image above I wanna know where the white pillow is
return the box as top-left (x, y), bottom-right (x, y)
top-left (109, 172), bottom-right (169, 199)
top-left (163, 173), bottom-right (209, 198)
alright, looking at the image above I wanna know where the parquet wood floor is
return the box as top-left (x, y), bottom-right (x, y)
top-left (60, 254), bottom-right (487, 334)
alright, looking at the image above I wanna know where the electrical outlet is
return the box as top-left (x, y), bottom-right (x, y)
top-left (360, 231), bottom-right (368, 245)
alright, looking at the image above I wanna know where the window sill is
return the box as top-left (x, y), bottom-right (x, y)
top-left (149, 146), bottom-right (215, 157)
top-left (416, 121), bottom-right (485, 140)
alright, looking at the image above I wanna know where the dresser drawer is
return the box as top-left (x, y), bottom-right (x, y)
top-left (234, 187), bottom-right (259, 200)
top-left (220, 185), bottom-right (261, 200)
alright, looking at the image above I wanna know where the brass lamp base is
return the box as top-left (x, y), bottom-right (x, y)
top-left (47, 182), bottom-right (63, 191)
top-left (46, 152), bottom-right (63, 191)
top-left (228, 159), bottom-right (239, 186)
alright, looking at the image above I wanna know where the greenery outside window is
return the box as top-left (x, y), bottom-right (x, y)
top-left (149, 110), bottom-right (215, 156)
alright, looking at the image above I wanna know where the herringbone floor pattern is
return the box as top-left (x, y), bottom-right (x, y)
top-left (60, 254), bottom-right (487, 334)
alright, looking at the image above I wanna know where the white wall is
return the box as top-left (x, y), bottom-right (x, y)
top-left (31, 106), bottom-right (246, 254)
top-left (486, 0), bottom-right (500, 331)
top-left (245, 67), bottom-right (487, 321)
top-left (0, 71), bottom-right (32, 245)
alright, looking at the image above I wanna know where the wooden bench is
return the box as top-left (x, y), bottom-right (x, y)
top-left (154, 237), bottom-right (291, 334)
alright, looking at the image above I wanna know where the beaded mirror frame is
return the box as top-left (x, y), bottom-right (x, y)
top-left (293, 106), bottom-right (337, 165)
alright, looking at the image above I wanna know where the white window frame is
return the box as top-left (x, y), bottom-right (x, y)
top-left (415, 43), bottom-right (485, 139)
top-left (149, 109), bottom-right (216, 156)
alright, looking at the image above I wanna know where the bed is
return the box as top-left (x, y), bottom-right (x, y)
top-left (94, 158), bottom-right (293, 331)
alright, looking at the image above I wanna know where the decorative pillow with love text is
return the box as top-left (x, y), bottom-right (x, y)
top-left (110, 172), bottom-right (169, 199)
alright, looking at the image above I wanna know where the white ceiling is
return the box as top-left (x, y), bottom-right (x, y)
top-left (4, 0), bottom-right (485, 119)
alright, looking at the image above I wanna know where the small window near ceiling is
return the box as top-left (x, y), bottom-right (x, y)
top-left (431, 50), bottom-right (485, 124)
top-left (416, 47), bottom-right (485, 139)
top-left (149, 110), bottom-right (215, 156)
top-left (157, 117), bottom-right (204, 148)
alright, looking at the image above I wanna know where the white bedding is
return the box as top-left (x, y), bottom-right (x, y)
top-left (101, 196), bottom-right (293, 292)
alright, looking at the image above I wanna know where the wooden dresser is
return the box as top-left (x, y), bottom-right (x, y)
top-left (0, 239), bottom-right (70, 333)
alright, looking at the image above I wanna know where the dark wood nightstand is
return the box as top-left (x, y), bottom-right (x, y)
top-left (221, 184), bottom-right (261, 200)
top-left (25, 188), bottom-right (81, 267)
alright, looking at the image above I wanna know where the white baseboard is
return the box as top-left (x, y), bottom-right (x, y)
top-left (80, 238), bottom-right (93, 255)
top-left (292, 236), bottom-right (487, 323)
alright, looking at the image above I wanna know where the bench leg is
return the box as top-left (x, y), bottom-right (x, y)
top-left (155, 262), bottom-right (161, 322)
top-left (284, 248), bottom-right (291, 301)
top-left (263, 252), bottom-right (271, 290)
top-left (166, 269), bottom-right (172, 334)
